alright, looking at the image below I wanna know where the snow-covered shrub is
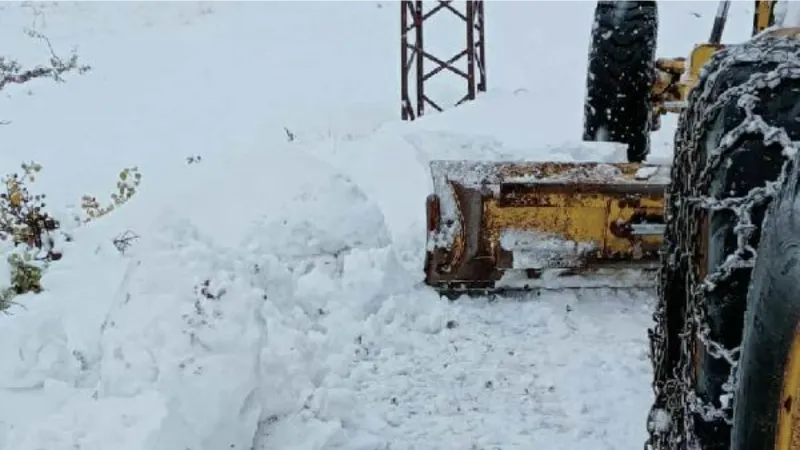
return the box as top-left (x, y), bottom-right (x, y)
top-left (0, 162), bottom-right (144, 311)
top-left (0, 162), bottom-right (60, 253)
top-left (0, 32), bottom-right (89, 310)
top-left (79, 167), bottom-right (142, 223)
top-left (0, 163), bottom-right (59, 311)
top-left (0, 252), bottom-right (43, 309)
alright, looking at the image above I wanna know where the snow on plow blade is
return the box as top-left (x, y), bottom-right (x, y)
top-left (424, 160), bottom-right (670, 297)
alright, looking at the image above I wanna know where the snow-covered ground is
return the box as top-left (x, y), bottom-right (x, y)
top-left (0, 2), bottom-right (758, 449)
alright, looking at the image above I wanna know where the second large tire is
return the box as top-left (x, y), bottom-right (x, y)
top-left (647, 33), bottom-right (800, 450)
top-left (583, 1), bottom-right (657, 163)
top-left (731, 131), bottom-right (800, 450)
top-left (730, 47), bottom-right (800, 449)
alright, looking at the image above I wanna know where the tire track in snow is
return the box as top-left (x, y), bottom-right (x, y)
top-left (339, 289), bottom-right (655, 450)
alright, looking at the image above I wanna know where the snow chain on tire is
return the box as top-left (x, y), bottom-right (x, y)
top-left (645, 35), bottom-right (800, 450)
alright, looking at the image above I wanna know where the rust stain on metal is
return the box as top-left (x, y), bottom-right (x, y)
top-left (426, 194), bottom-right (440, 233)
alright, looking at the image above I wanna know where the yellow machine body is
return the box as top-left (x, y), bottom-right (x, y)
top-left (652, 43), bottom-right (723, 123)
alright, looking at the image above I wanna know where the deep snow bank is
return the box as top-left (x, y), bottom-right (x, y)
top-left (0, 144), bottom-right (448, 450)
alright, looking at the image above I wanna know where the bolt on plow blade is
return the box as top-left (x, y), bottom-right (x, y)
top-left (424, 160), bottom-right (669, 297)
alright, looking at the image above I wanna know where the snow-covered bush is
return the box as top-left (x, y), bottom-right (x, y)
top-left (0, 162), bottom-right (60, 251)
top-left (0, 34), bottom-right (87, 311)
top-left (0, 161), bottom-right (143, 311)
top-left (0, 163), bottom-right (59, 310)
top-left (0, 252), bottom-right (43, 309)
top-left (79, 167), bottom-right (142, 223)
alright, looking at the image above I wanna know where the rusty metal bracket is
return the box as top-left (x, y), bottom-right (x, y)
top-left (400, 1), bottom-right (486, 120)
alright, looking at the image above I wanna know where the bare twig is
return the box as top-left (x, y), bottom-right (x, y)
top-left (113, 230), bottom-right (140, 255)
top-left (0, 29), bottom-right (90, 92)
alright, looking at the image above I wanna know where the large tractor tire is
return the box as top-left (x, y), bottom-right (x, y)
top-left (732, 136), bottom-right (800, 449)
top-left (646, 35), bottom-right (800, 450)
top-left (583, 1), bottom-right (657, 163)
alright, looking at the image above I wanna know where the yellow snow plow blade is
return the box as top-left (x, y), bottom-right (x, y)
top-left (424, 160), bottom-right (669, 297)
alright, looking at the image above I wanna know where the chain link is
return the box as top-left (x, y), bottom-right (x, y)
top-left (645, 36), bottom-right (800, 450)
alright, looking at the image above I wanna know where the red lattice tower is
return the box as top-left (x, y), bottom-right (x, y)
top-left (401, 1), bottom-right (486, 120)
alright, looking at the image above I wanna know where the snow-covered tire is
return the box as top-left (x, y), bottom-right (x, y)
top-left (582, 1), bottom-right (657, 163)
top-left (648, 35), bottom-right (800, 450)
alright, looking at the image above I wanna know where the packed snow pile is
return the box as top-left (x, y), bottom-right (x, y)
top-left (0, 143), bottom-right (451, 449)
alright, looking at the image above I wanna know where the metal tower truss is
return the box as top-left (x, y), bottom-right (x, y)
top-left (401, 1), bottom-right (486, 120)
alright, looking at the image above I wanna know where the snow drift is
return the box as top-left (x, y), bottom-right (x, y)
top-left (0, 142), bottom-right (452, 449)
